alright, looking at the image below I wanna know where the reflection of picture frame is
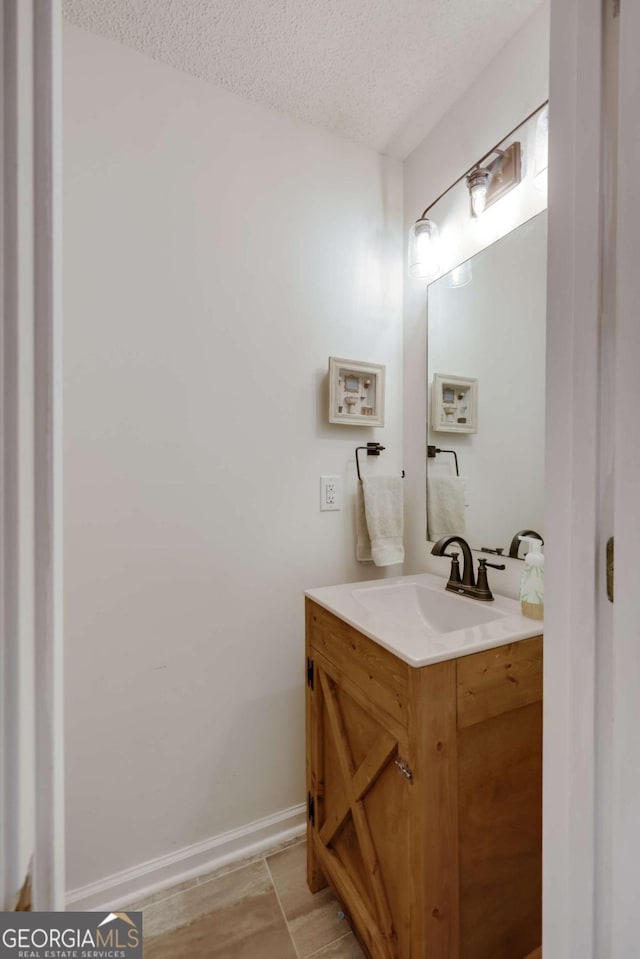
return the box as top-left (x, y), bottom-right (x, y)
top-left (329, 357), bottom-right (385, 427)
top-left (432, 373), bottom-right (478, 433)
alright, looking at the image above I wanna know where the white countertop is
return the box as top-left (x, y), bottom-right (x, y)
top-left (305, 571), bottom-right (543, 667)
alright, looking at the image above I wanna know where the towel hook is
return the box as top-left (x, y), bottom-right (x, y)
top-left (355, 443), bottom-right (405, 482)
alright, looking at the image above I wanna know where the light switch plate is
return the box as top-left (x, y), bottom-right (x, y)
top-left (320, 475), bottom-right (341, 511)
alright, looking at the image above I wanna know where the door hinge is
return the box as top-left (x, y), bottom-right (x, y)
top-left (307, 657), bottom-right (314, 690)
top-left (308, 792), bottom-right (315, 826)
top-left (607, 536), bottom-right (614, 603)
top-left (395, 758), bottom-right (413, 781)
top-left (613, 0), bottom-right (620, 18)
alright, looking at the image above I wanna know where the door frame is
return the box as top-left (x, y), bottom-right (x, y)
top-left (544, 0), bottom-right (604, 955)
top-left (543, 0), bottom-right (640, 954)
top-left (610, 0), bottom-right (640, 952)
top-left (0, 0), bottom-right (64, 911)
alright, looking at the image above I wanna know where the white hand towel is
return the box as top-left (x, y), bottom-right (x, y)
top-left (361, 476), bottom-right (404, 567)
top-left (427, 475), bottom-right (466, 541)
top-left (355, 483), bottom-right (373, 562)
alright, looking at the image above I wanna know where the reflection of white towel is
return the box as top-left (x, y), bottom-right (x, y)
top-left (427, 476), bottom-right (466, 541)
top-left (360, 476), bottom-right (404, 567)
top-left (356, 483), bottom-right (373, 563)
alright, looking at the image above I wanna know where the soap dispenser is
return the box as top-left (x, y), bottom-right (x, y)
top-left (519, 536), bottom-right (544, 620)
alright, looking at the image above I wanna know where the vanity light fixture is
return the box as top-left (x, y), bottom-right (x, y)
top-left (407, 215), bottom-right (441, 279)
top-left (409, 100), bottom-right (546, 281)
top-left (467, 166), bottom-right (492, 219)
top-left (467, 143), bottom-right (522, 219)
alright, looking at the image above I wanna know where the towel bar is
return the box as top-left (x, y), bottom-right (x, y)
top-left (355, 443), bottom-right (405, 482)
top-left (427, 444), bottom-right (460, 476)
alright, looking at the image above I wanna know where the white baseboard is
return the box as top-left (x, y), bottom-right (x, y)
top-left (65, 803), bottom-right (306, 912)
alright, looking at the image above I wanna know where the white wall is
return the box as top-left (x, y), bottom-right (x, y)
top-left (63, 23), bottom-right (402, 892)
top-left (403, 1), bottom-right (550, 598)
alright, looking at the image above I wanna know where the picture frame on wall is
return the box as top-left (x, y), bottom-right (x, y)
top-left (328, 357), bottom-right (385, 427)
top-left (431, 373), bottom-right (478, 433)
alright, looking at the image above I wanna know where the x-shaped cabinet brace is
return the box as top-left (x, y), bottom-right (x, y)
top-left (318, 670), bottom-right (399, 957)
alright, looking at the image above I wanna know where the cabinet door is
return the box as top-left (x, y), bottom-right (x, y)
top-left (307, 653), bottom-right (411, 959)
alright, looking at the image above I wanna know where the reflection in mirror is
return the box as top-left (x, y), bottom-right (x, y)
top-left (426, 211), bottom-right (547, 554)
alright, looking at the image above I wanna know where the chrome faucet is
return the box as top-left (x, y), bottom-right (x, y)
top-left (431, 535), bottom-right (505, 602)
top-left (509, 529), bottom-right (544, 559)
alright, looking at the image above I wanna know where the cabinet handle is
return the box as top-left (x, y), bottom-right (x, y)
top-left (395, 758), bottom-right (413, 780)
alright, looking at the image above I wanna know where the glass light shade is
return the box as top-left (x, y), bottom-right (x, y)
top-left (447, 260), bottom-right (473, 289)
top-left (408, 217), bottom-right (441, 279)
top-left (534, 105), bottom-right (549, 193)
top-left (467, 168), bottom-right (492, 219)
top-left (470, 185), bottom-right (487, 218)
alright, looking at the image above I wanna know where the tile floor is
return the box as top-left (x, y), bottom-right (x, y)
top-left (136, 838), bottom-right (365, 958)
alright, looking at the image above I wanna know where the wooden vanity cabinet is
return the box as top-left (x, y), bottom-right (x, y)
top-left (305, 598), bottom-right (542, 959)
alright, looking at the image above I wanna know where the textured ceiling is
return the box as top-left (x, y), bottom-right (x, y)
top-left (63, 0), bottom-right (542, 158)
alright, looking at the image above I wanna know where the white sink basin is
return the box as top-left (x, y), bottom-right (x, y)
top-left (352, 581), bottom-right (507, 634)
top-left (305, 572), bottom-right (543, 667)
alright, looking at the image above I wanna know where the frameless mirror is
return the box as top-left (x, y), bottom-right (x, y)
top-left (426, 211), bottom-right (547, 556)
